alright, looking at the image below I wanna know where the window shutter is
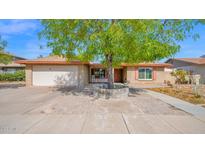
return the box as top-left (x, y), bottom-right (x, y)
top-left (135, 67), bottom-right (138, 80)
top-left (153, 68), bottom-right (157, 80)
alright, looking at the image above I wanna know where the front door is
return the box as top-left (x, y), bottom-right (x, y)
top-left (114, 69), bottom-right (123, 83)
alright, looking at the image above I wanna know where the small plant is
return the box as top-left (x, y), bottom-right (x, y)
top-left (194, 94), bottom-right (201, 98)
top-left (171, 70), bottom-right (188, 84)
top-left (164, 80), bottom-right (173, 87)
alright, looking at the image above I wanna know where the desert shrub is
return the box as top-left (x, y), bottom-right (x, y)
top-left (171, 70), bottom-right (188, 84)
top-left (0, 70), bottom-right (25, 81)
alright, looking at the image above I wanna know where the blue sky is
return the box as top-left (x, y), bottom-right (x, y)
top-left (0, 19), bottom-right (205, 60)
top-left (0, 19), bottom-right (50, 59)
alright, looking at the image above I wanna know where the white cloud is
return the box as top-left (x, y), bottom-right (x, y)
top-left (0, 20), bottom-right (39, 35)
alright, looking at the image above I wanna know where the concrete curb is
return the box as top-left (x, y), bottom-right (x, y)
top-left (144, 89), bottom-right (205, 116)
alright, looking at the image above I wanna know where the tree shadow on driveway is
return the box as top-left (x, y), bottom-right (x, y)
top-left (128, 87), bottom-right (145, 97)
top-left (53, 86), bottom-right (103, 102)
top-left (53, 86), bottom-right (94, 96)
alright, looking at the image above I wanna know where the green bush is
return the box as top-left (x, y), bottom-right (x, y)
top-left (0, 70), bottom-right (25, 81)
top-left (171, 70), bottom-right (188, 84)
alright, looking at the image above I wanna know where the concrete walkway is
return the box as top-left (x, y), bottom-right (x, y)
top-left (145, 89), bottom-right (205, 117)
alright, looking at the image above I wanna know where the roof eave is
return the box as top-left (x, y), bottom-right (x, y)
top-left (169, 58), bottom-right (205, 65)
top-left (16, 60), bottom-right (90, 65)
top-left (121, 63), bottom-right (173, 68)
top-left (16, 60), bottom-right (173, 68)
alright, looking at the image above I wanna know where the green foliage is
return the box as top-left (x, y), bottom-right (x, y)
top-left (0, 52), bottom-right (13, 64)
top-left (39, 19), bottom-right (202, 66)
top-left (0, 35), bottom-right (12, 64)
top-left (0, 70), bottom-right (25, 81)
top-left (39, 19), bottom-right (203, 88)
top-left (171, 70), bottom-right (188, 84)
top-left (0, 35), bottom-right (7, 51)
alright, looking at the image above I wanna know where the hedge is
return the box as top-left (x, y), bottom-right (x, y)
top-left (0, 70), bottom-right (25, 81)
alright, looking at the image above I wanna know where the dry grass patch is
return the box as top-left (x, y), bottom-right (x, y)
top-left (148, 87), bottom-right (205, 105)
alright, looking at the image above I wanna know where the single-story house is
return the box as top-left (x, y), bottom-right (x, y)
top-left (165, 58), bottom-right (205, 83)
top-left (0, 52), bottom-right (26, 73)
top-left (17, 55), bottom-right (174, 87)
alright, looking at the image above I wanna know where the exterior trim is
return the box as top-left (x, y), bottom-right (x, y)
top-left (121, 63), bottom-right (172, 67)
top-left (16, 60), bottom-right (89, 65)
top-left (17, 60), bottom-right (172, 68)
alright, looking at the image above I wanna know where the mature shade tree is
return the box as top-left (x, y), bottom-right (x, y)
top-left (0, 35), bottom-right (12, 64)
top-left (40, 19), bottom-right (202, 88)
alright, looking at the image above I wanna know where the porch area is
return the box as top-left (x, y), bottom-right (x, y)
top-left (89, 64), bottom-right (126, 83)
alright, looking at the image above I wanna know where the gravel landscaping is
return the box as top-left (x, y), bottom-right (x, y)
top-left (148, 86), bottom-right (205, 105)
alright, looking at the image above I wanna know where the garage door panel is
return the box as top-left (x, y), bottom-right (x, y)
top-left (32, 65), bottom-right (78, 86)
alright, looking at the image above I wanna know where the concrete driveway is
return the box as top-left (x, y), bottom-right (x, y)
top-left (0, 85), bottom-right (205, 134)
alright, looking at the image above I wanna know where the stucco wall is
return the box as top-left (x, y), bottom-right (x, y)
top-left (156, 67), bottom-right (175, 83)
top-left (25, 65), bottom-right (33, 87)
top-left (78, 65), bottom-right (89, 88)
top-left (126, 66), bottom-right (174, 84)
top-left (192, 65), bottom-right (205, 83)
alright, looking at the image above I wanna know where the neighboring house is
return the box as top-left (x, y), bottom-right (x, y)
top-left (0, 52), bottom-right (26, 73)
top-left (17, 55), bottom-right (173, 87)
top-left (165, 58), bottom-right (205, 83)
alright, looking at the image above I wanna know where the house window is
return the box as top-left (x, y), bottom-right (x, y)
top-left (91, 68), bottom-right (106, 79)
top-left (138, 68), bottom-right (153, 80)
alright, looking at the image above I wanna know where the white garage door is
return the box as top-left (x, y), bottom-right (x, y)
top-left (32, 65), bottom-right (78, 86)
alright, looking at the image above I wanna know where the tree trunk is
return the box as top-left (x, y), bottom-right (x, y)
top-left (107, 54), bottom-right (114, 89)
